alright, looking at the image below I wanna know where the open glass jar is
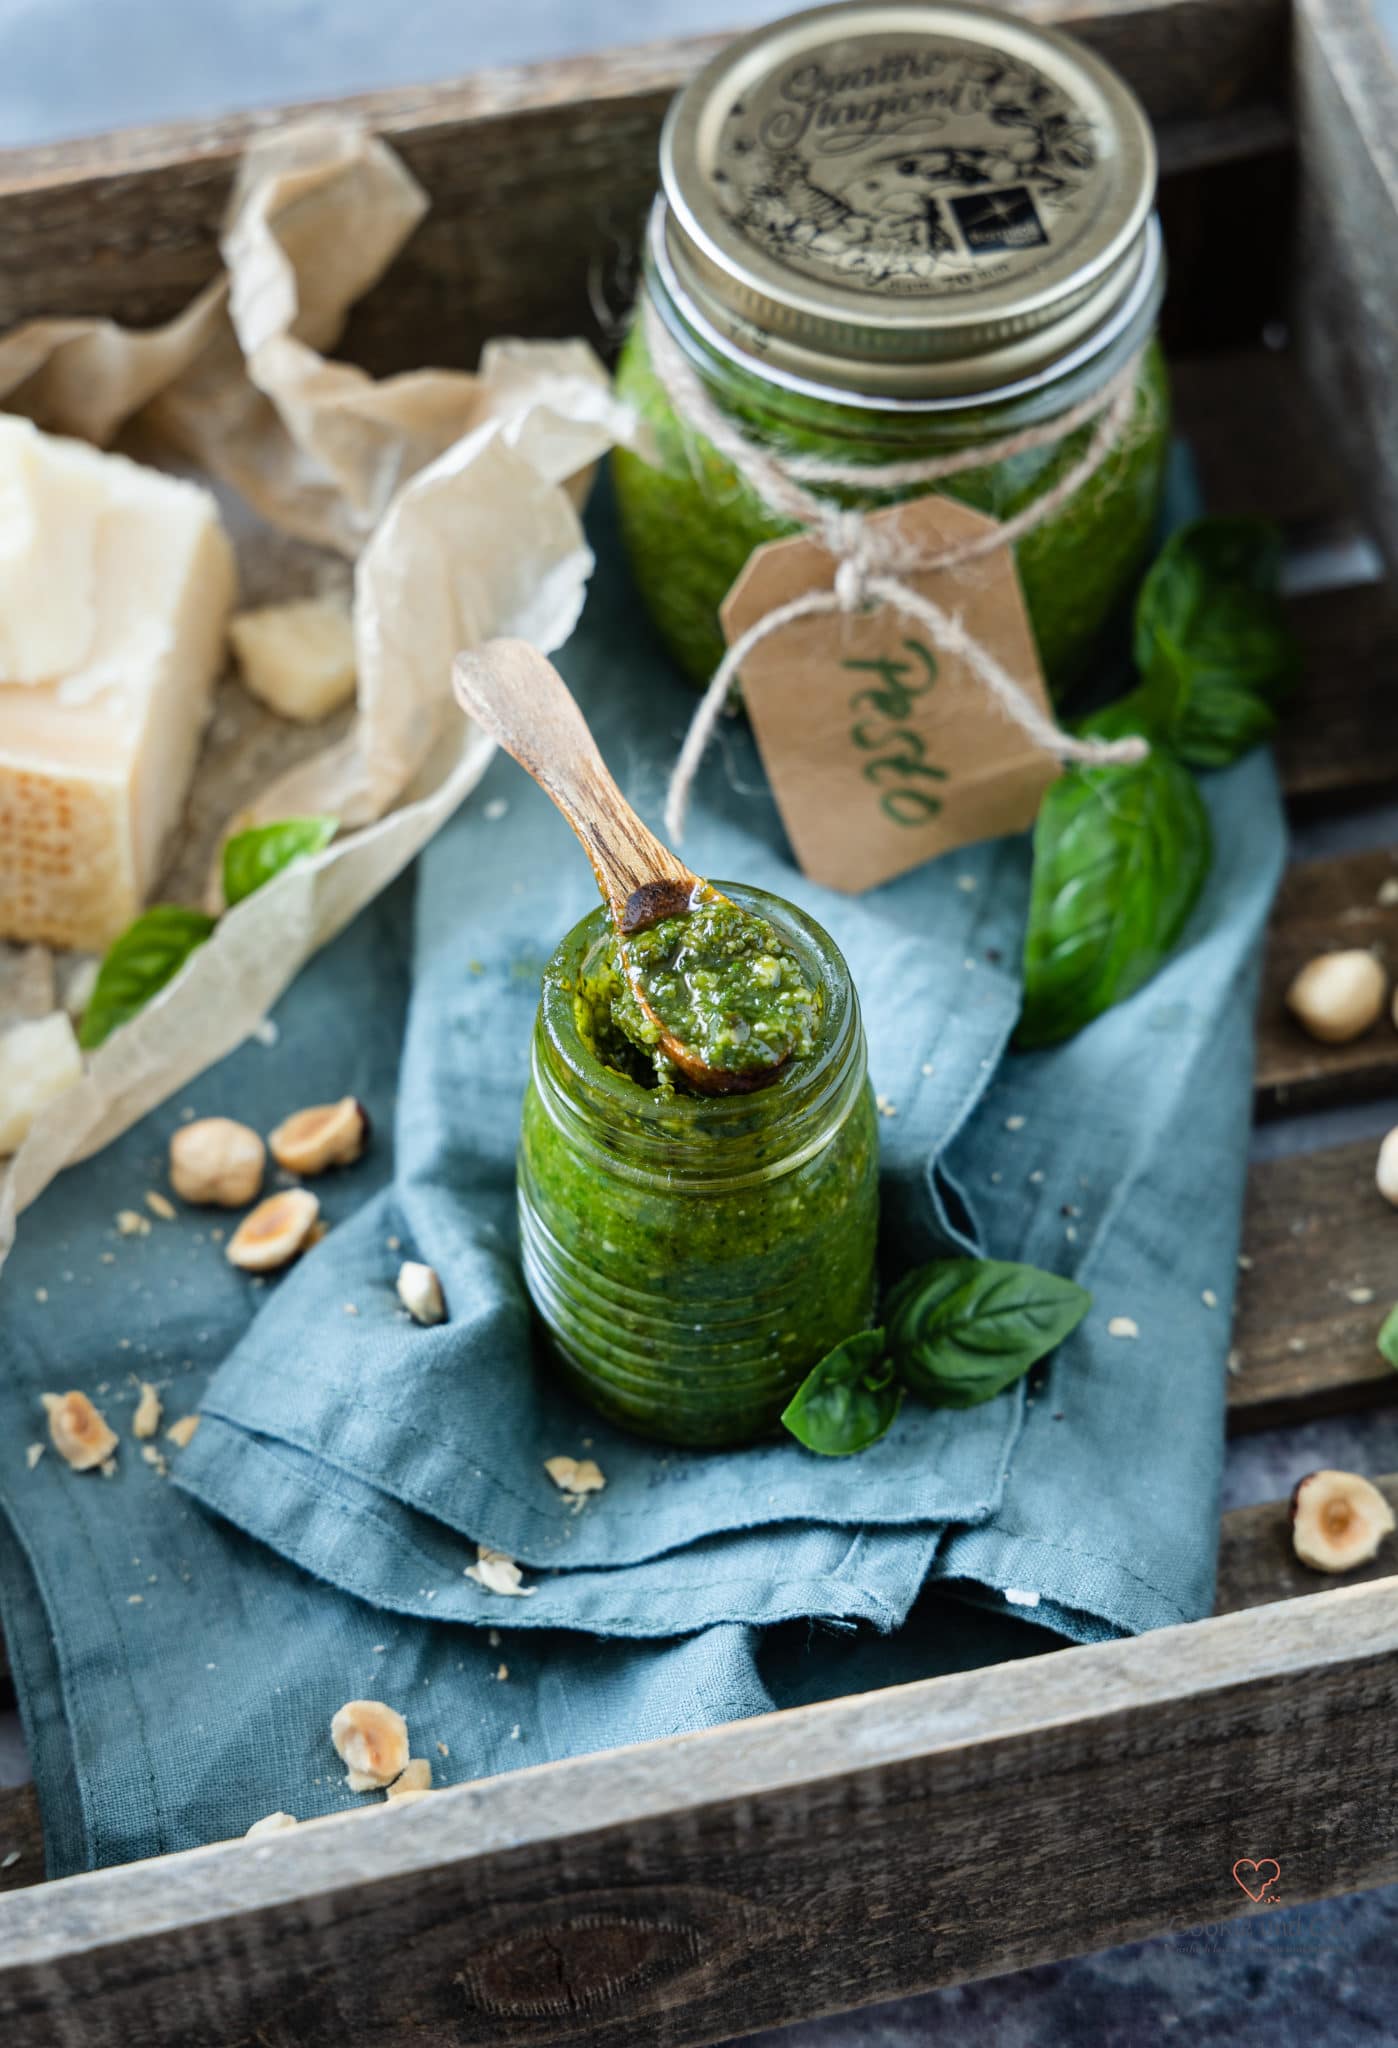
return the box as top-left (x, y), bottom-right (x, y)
top-left (612, 0), bottom-right (1171, 699)
top-left (518, 884), bottom-right (879, 1447)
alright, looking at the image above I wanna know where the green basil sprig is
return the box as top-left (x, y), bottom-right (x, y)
top-left (885, 1258), bottom-right (1091, 1408)
top-left (1018, 747), bottom-right (1211, 1050)
top-left (1378, 1306), bottom-right (1398, 1372)
top-left (1133, 518), bottom-right (1298, 768)
top-left (781, 1328), bottom-right (902, 1456)
top-left (222, 815), bottom-right (338, 909)
top-left (78, 906), bottom-right (217, 1050)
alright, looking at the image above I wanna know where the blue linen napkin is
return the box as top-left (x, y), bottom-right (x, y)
top-left (0, 463), bottom-right (1285, 1872)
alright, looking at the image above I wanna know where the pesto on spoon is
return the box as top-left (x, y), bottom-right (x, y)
top-left (452, 639), bottom-right (817, 1094)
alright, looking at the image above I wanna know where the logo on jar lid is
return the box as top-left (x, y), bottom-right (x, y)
top-left (714, 36), bottom-right (1096, 298)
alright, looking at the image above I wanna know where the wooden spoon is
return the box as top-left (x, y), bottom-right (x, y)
top-left (451, 638), bottom-right (792, 1095)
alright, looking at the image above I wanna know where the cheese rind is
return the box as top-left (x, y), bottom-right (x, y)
top-left (0, 430), bottom-right (235, 951)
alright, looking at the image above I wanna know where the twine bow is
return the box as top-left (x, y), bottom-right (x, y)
top-left (643, 300), bottom-right (1150, 844)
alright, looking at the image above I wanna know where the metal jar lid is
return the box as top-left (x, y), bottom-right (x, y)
top-left (658, 0), bottom-right (1159, 400)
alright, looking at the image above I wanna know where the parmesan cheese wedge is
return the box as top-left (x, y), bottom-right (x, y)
top-left (0, 425), bottom-right (236, 951)
top-left (0, 1011), bottom-right (83, 1156)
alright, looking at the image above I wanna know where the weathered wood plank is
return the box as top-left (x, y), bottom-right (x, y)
top-left (0, 0), bottom-right (1292, 375)
top-left (1254, 848), bottom-right (1398, 1117)
top-left (1171, 347), bottom-right (1358, 541)
top-left (0, 1784), bottom-right (41, 1896)
top-left (0, 1579), bottom-right (1395, 2045)
top-left (1280, 579), bottom-right (1398, 809)
top-left (1214, 1476), bottom-right (1398, 1615)
top-left (1293, 0), bottom-right (1398, 583)
top-left (1229, 1138), bottom-right (1398, 1431)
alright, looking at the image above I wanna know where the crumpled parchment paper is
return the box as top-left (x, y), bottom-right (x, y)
top-left (0, 118), bottom-right (637, 1270)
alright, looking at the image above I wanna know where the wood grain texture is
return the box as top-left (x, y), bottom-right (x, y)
top-left (0, 0), bottom-right (1291, 377)
top-left (1293, 0), bottom-right (1398, 580)
top-left (1253, 847), bottom-right (1398, 1117)
top-left (1214, 1475), bottom-right (1398, 1615)
top-left (1, 1579), bottom-right (1397, 2046)
top-left (1279, 579), bottom-right (1398, 808)
top-left (1230, 1138), bottom-right (1398, 1431)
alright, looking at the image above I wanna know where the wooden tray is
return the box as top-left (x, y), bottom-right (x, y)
top-left (4, 2), bottom-right (1398, 2040)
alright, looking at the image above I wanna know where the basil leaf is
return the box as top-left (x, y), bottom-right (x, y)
top-left (781, 1328), bottom-right (902, 1456)
top-left (222, 815), bottom-right (338, 909)
top-left (886, 1259), bottom-right (1091, 1408)
top-left (1018, 748), bottom-right (1211, 1050)
top-left (1379, 1307), bottom-right (1398, 1373)
top-left (1134, 518), bottom-right (1298, 768)
top-left (79, 906), bottom-right (217, 1050)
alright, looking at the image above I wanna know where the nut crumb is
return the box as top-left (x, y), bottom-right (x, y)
top-left (166, 1414), bottom-right (201, 1449)
top-left (34, 1287), bottom-right (48, 1304)
top-left (253, 1019), bottom-right (279, 1048)
top-left (132, 1383), bottom-right (162, 1440)
top-left (920, 1062), bottom-right (934, 1077)
top-left (25, 1441), bottom-right (44, 1470)
top-left (1227, 1349), bottom-right (1243, 1377)
top-left (331, 1700), bottom-right (410, 1791)
top-left (496, 1663), bottom-right (509, 1682)
top-left (42, 1390), bottom-right (118, 1470)
top-left (127, 1594), bottom-right (143, 1605)
top-left (115, 1209), bottom-right (150, 1238)
top-left (1347, 1286), bottom-right (1375, 1305)
top-left (1005, 1115), bottom-right (1026, 1132)
top-left (141, 1444), bottom-right (169, 1476)
top-left (0, 1849), bottom-right (19, 1870)
top-left (544, 1455), bottom-right (606, 1497)
top-left (343, 1302), bottom-right (359, 1317)
top-left (875, 1094), bottom-right (897, 1118)
top-left (1107, 1316), bottom-right (1139, 1340)
top-left (466, 1545), bottom-right (536, 1598)
top-left (436, 1741), bottom-right (449, 1758)
top-left (245, 1812), bottom-right (298, 1838)
top-left (145, 1190), bottom-right (176, 1221)
top-left (1201, 1289), bottom-right (1218, 1309)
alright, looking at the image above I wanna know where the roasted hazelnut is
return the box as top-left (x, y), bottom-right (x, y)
top-left (1290, 1469), bottom-right (1396, 1573)
top-left (269, 1098), bottom-right (369, 1176)
top-left (42, 1390), bottom-right (119, 1471)
top-left (226, 1189), bottom-right (320, 1272)
top-left (169, 1117), bottom-right (266, 1207)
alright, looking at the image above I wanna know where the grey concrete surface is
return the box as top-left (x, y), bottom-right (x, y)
top-left (1, 2), bottom-right (1397, 2040)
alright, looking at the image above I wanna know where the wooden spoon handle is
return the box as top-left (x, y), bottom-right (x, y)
top-left (453, 639), bottom-right (701, 932)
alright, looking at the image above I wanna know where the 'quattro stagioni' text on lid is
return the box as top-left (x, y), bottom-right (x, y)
top-left (658, 0), bottom-right (1158, 399)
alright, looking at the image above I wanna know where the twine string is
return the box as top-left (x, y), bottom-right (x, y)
top-left (642, 301), bottom-right (1150, 844)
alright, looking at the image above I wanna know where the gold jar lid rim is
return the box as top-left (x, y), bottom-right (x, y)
top-left (659, 0), bottom-right (1158, 399)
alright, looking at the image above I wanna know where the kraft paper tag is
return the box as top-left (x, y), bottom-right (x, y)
top-left (721, 496), bottom-right (1061, 894)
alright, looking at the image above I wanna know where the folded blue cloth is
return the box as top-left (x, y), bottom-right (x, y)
top-left (0, 463), bottom-right (1284, 1871)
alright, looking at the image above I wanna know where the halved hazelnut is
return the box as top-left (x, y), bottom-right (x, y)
top-left (42, 1391), bottom-right (118, 1471)
top-left (386, 1758), bottom-right (433, 1799)
top-left (170, 1118), bottom-right (266, 1208)
top-left (396, 1261), bottom-right (446, 1325)
top-left (1290, 1469), bottom-right (1396, 1573)
top-left (330, 1700), bottom-right (410, 1791)
top-left (269, 1098), bottom-right (368, 1176)
top-left (226, 1189), bottom-right (320, 1272)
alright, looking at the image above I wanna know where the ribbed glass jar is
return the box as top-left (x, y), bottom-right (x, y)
top-left (518, 884), bottom-right (879, 1448)
top-left (612, 249), bottom-right (1170, 699)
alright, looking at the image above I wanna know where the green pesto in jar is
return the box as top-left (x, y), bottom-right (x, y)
top-left (518, 885), bottom-right (878, 1447)
top-left (612, 315), bottom-right (1171, 699)
top-left (584, 895), bottom-right (822, 1088)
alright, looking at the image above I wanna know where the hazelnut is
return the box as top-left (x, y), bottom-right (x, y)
top-left (330, 1700), bottom-right (410, 1791)
top-left (1377, 1128), bottom-right (1398, 1209)
top-left (42, 1390), bottom-right (119, 1471)
top-left (396, 1261), bottom-right (446, 1325)
top-left (268, 1098), bottom-right (368, 1176)
top-left (226, 1189), bottom-right (320, 1272)
top-left (1290, 1469), bottom-right (1396, 1572)
top-left (386, 1758), bottom-right (433, 1799)
top-left (170, 1118), bottom-right (266, 1207)
top-left (1285, 950), bottom-right (1387, 1045)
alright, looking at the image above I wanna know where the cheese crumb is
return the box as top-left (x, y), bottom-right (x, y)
top-left (132, 1382), bottom-right (162, 1439)
top-left (465, 1545), bottom-right (536, 1598)
top-left (544, 1455), bottom-right (606, 1496)
top-left (1107, 1316), bottom-right (1140, 1340)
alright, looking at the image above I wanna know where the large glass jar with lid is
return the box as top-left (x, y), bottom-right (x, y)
top-left (612, 0), bottom-right (1170, 699)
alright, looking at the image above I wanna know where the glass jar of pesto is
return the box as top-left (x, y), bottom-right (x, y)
top-left (518, 884), bottom-right (878, 1447)
top-left (613, 0), bottom-right (1170, 698)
